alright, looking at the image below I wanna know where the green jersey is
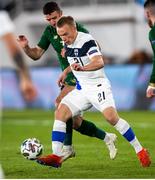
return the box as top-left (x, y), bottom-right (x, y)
top-left (149, 24), bottom-right (155, 84)
top-left (38, 22), bottom-right (89, 86)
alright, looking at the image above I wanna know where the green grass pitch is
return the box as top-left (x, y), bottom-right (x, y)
top-left (1, 110), bottom-right (155, 178)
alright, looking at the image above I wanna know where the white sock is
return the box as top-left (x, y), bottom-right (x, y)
top-left (130, 137), bottom-right (143, 153)
top-left (52, 120), bottom-right (66, 156)
top-left (114, 118), bottom-right (142, 153)
top-left (114, 118), bottom-right (130, 134)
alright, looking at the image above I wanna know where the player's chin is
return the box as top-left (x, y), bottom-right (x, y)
top-left (65, 41), bottom-right (71, 45)
top-left (51, 23), bottom-right (56, 27)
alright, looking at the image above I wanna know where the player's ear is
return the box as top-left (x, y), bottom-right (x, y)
top-left (72, 24), bottom-right (77, 31)
top-left (146, 11), bottom-right (150, 18)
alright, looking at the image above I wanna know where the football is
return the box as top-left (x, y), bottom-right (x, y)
top-left (20, 138), bottom-right (43, 160)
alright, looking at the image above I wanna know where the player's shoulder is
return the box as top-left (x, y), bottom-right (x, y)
top-left (76, 22), bottom-right (83, 29)
top-left (78, 32), bottom-right (94, 42)
top-left (0, 11), bottom-right (15, 36)
top-left (76, 22), bottom-right (89, 33)
top-left (0, 11), bottom-right (10, 20)
top-left (75, 32), bottom-right (95, 48)
top-left (44, 25), bottom-right (55, 34)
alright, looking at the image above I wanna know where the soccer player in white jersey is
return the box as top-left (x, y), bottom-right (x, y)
top-left (37, 16), bottom-right (151, 168)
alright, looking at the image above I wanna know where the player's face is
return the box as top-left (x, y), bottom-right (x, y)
top-left (144, 10), bottom-right (154, 28)
top-left (45, 11), bottom-right (62, 27)
top-left (57, 24), bottom-right (77, 45)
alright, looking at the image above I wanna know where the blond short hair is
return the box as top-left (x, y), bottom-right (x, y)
top-left (56, 16), bottom-right (76, 28)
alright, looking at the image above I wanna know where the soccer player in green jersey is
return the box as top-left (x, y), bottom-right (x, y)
top-left (17, 1), bottom-right (117, 161)
top-left (144, 0), bottom-right (155, 98)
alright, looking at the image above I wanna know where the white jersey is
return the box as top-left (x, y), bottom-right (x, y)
top-left (0, 11), bottom-right (15, 37)
top-left (65, 32), bottom-right (109, 87)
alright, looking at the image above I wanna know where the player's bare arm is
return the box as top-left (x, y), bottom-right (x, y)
top-left (144, 1), bottom-right (155, 98)
top-left (72, 55), bottom-right (104, 71)
top-left (3, 33), bottom-right (37, 101)
top-left (3, 34), bottom-right (29, 76)
top-left (17, 35), bottom-right (45, 60)
top-left (57, 66), bottom-right (72, 87)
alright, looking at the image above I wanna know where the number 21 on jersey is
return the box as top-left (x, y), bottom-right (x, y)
top-left (73, 57), bottom-right (84, 66)
top-left (98, 91), bottom-right (105, 102)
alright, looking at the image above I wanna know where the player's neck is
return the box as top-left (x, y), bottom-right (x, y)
top-left (72, 31), bottom-right (78, 44)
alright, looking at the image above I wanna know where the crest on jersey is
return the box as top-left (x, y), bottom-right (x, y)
top-left (74, 49), bottom-right (78, 57)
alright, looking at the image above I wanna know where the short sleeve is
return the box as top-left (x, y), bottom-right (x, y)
top-left (0, 11), bottom-right (15, 37)
top-left (86, 40), bottom-right (102, 59)
top-left (37, 28), bottom-right (51, 50)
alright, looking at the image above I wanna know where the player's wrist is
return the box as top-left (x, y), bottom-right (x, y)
top-left (19, 70), bottom-right (31, 81)
top-left (23, 44), bottom-right (29, 50)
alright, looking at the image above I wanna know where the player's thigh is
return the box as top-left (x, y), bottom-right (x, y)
top-left (55, 84), bottom-right (75, 106)
top-left (61, 89), bottom-right (92, 117)
top-left (89, 85), bottom-right (116, 114)
top-left (89, 86), bottom-right (119, 125)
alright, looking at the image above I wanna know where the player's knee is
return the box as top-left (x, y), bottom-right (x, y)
top-left (54, 108), bottom-right (66, 121)
top-left (106, 116), bottom-right (118, 125)
top-left (103, 107), bottom-right (119, 125)
top-left (55, 103), bottom-right (72, 122)
top-left (72, 116), bottom-right (83, 129)
top-left (106, 114), bottom-right (119, 125)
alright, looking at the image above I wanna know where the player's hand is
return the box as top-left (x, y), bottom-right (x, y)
top-left (71, 63), bottom-right (84, 71)
top-left (20, 78), bottom-right (37, 102)
top-left (17, 35), bottom-right (29, 48)
top-left (57, 72), bottom-right (66, 87)
top-left (146, 85), bottom-right (155, 98)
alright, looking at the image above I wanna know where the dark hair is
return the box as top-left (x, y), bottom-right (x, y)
top-left (56, 16), bottom-right (75, 28)
top-left (144, 0), bottom-right (155, 8)
top-left (43, 1), bottom-right (61, 15)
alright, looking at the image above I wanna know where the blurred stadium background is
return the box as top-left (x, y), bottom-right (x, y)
top-left (0, 0), bottom-right (155, 110)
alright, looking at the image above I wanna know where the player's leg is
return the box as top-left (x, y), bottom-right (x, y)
top-left (57, 84), bottom-right (117, 160)
top-left (36, 89), bottom-right (91, 167)
top-left (102, 107), bottom-right (151, 167)
top-left (73, 115), bottom-right (117, 159)
top-left (55, 85), bottom-right (75, 160)
top-left (90, 83), bottom-right (151, 167)
top-left (37, 103), bottom-right (72, 167)
top-left (73, 115), bottom-right (106, 139)
top-left (55, 85), bottom-right (75, 141)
